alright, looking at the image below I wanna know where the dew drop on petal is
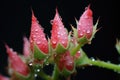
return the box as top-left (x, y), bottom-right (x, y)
top-left (58, 35), bottom-right (60, 38)
top-left (30, 40), bottom-right (33, 43)
top-left (33, 35), bottom-right (36, 38)
top-left (61, 33), bottom-right (64, 36)
top-left (57, 32), bottom-right (60, 35)
top-left (80, 33), bottom-right (83, 36)
top-left (79, 23), bottom-right (81, 26)
top-left (43, 38), bottom-right (46, 41)
top-left (59, 27), bottom-right (62, 30)
top-left (64, 37), bottom-right (67, 40)
top-left (86, 30), bottom-right (90, 34)
top-left (36, 32), bottom-right (38, 35)
top-left (36, 41), bottom-right (41, 45)
top-left (35, 29), bottom-right (38, 32)
top-left (84, 15), bottom-right (88, 19)
top-left (52, 40), bottom-right (57, 44)
top-left (78, 28), bottom-right (81, 31)
top-left (62, 41), bottom-right (65, 44)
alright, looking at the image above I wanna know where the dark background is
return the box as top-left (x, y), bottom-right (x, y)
top-left (0, 0), bottom-right (120, 80)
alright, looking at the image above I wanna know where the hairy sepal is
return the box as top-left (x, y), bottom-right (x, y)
top-left (53, 34), bottom-right (70, 54)
top-left (33, 43), bottom-right (47, 60)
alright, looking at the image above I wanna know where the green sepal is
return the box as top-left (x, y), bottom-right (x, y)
top-left (77, 36), bottom-right (89, 45)
top-left (71, 25), bottom-right (78, 38)
top-left (61, 65), bottom-right (75, 77)
top-left (54, 43), bottom-right (68, 53)
top-left (89, 19), bottom-right (99, 41)
top-left (56, 64), bottom-right (75, 78)
top-left (53, 33), bottom-right (70, 54)
top-left (11, 71), bottom-right (34, 80)
top-left (71, 25), bottom-right (90, 45)
top-left (72, 19), bottom-right (99, 45)
top-left (33, 44), bottom-right (47, 59)
top-left (77, 19), bottom-right (99, 44)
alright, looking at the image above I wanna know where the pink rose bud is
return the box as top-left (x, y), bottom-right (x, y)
top-left (57, 51), bottom-right (74, 71)
top-left (77, 5), bottom-right (93, 39)
top-left (0, 74), bottom-right (9, 80)
top-left (30, 11), bottom-right (49, 54)
top-left (51, 9), bottom-right (68, 49)
top-left (51, 9), bottom-right (69, 53)
top-left (5, 45), bottom-right (29, 76)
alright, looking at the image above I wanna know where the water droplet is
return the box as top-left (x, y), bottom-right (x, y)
top-left (54, 54), bottom-right (57, 57)
top-left (36, 41), bottom-right (41, 44)
top-left (59, 27), bottom-right (62, 30)
top-left (87, 23), bottom-right (91, 26)
top-left (113, 69), bottom-right (120, 74)
top-left (83, 29), bottom-right (86, 32)
top-left (107, 61), bottom-right (111, 63)
top-left (78, 28), bottom-right (81, 31)
top-left (86, 30), bottom-right (90, 34)
top-left (80, 33), bottom-right (83, 36)
top-left (52, 41), bottom-right (57, 44)
top-left (43, 38), bottom-right (46, 41)
top-left (117, 71), bottom-right (120, 74)
top-left (57, 32), bottom-right (60, 35)
top-left (30, 40), bottom-right (33, 43)
top-left (62, 41), bottom-right (65, 44)
top-left (29, 63), bottom-right (33, 66)
top-left (50, 20), bottom-right (53, 24)
top-left (79, 23), bottom-right (81, 26)
top-left (46, 56), bottom-right (49, 59)
top-left (77, 51), bottom-right (81, 54)
top-left (64, 37), bottom-right (68, 40)
top-left (35, 32), bottom-right (38, 35)
top-left (91, 57), bottom-right (95, 61)
top-left (58, 35), bottom-right (60, 38)
top-left (40, 35), bottom-right (43, 37)
top-left (34, 74), bottom-right (38, 77)
top-left (10, 48), bottom-right (13, 52)
top-left (33, 35), bottom-right (36, 38)
top-left (35, 29), bottom-right (38, 32)
top-left (46, 62), bottom-right (49, 66)
top-left (84, 15), bottom-right (88, 19)
top-left (37, 69), bottom-right (40, 72)
top-left (61, 33), bottom-right (64, 36)
top-left (69, 61), bottom-right (73, 64)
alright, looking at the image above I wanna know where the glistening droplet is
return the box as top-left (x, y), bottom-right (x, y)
top-left (29, 63), bottom-right (33, 66)
top-left (52, 41), bottom-right (57, 44)
top-left (34, 74), bottom-right (38, 77)
top-left (86, 30), bottom-right (90, 34)
top-left (36, 41), bottom-right (41, 44)
top-left (37, 69), bottom-right (40, 72)
top-left (35, 29), bottom-right (38, 32)
top-left (91, 57), bottom-right (95, 61)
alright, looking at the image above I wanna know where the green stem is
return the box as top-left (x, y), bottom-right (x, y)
top-left (88, 59), bottom-right (120, 72)
top-left (52, 65), bottom-right (61, 80)
top-left (71, 43), bottom-right (82, 56)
